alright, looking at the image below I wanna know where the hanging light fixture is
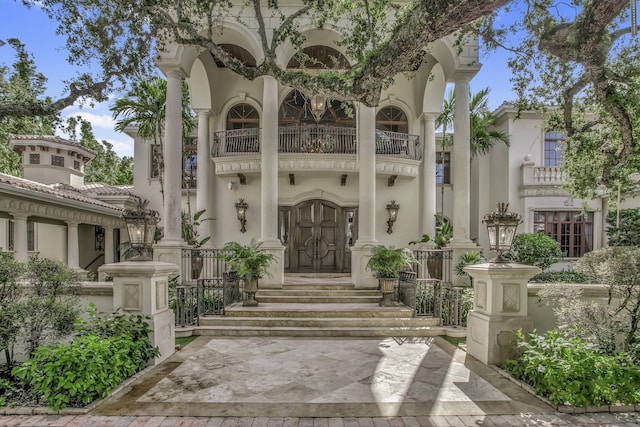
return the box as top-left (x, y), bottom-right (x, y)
top-left (310, 95), bottom-right (326, 122)
top-left (122, 199), bottom-right (160, 261)
top-left (482, 203), bottom-right (522, 263)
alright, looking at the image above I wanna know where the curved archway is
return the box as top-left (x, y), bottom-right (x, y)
top-left (375, 106), bottom-right (409, 133)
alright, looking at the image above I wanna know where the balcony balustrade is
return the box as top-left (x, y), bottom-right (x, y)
top-left (521, 164), bottom-right (565, 187)
top-left (212, 126), bottom-right (422, 160)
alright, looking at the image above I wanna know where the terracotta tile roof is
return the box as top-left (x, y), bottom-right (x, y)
top-left (79, 183), bottom-right (135, 196)
top-left (7, 134), bottom-right (97, 157)
top-left (0, 173), bottom-right (124, 214)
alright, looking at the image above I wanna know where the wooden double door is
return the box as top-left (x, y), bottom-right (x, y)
top-left (284, 199), bottom-right (357, 273)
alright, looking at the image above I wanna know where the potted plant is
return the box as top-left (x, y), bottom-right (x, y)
top-left (217, 239), bottom-right (275, 306)
top-left (366, 245), bottom-right (416, 306)
top-left (182, 209), bottom-right (210, 279)
top-left (409, 218), bottom-right (453, 280)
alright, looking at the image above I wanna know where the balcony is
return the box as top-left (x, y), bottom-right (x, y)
top-left (212, 126), bottom-right (421, 159)
top-left (212, 126), bottom-right (422, 178)
top-left (520, 163), bottom-right (569, 197)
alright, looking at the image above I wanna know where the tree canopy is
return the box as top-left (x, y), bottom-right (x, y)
top-left (474, 0), bottom-right (640, 199)
top-left (2, 0), bottom-right (640, 199)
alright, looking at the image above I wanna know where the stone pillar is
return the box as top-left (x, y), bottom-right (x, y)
top-left (154, 68), bottom-right (186, 267)
top-left (196, 109), bottom-right (211, 246)
top-left (66, 221), bottom-right (80, 269)
top-left (464, 262), bottom-right (541, 365)
top-left (259, 76), bottom-right (285, 287)
top-left (451, 73), bottom-right (472, 244)
top-left (351, 104), bottom-right (377, 288)
top-left (420, 113), bottom-right (437, 239)
top-left (12, 213), bottom-right (28, 262)
top-left (98, 261), bottom-right (178, 365)
top-left (104, 226), bottom-right (115, 264)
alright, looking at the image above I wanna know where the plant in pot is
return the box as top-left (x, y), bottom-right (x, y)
top-left (366, 245), bottom-right (416, 306)
top-left (182, 209), bottom-right (211, 280)
top-left (217, 239), bottom-right (275, 306)
top-left (409, 218), bottom-right (452, 280)
top-left (455, 250), bottom-right (485, 286)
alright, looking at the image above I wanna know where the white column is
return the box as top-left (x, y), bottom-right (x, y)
top-left (162, 69), bottom-right (185, 244)
top-left (420, 113), bottom-right (437, 238)
top-left (356, 105), bottom-right (377, 244)
top-left (351, 104), bottom-right (378, 288)
top-left (258, 76), bottom-right (285, 287)
top-left (12, 213), bottom-right (28, 262)
top-left (104, 226), bottom-right (115, 264)
top-left (260, 76), bottom-right (279, 243)
top-left (451, 74), bottom-right (472, 243)
top-left (196, 110), bottom-right (211, 245)
top-left (66, 221), bottom-right (80, 269)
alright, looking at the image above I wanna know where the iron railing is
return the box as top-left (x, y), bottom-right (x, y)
top-left (413, 249), bottom-right (453, 284)
top-left (181, 248), bottom-right (228, 284)
top-left (174, 273), bottom-right (245, 326)
top-left (399, 270), bottom-right (472, 326)
top-left (211, 127), bottom-right (422, 160)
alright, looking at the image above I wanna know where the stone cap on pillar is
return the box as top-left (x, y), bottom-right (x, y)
top-left (98, 261), bottom-right (179, 279)
top-left (463, 262), bottom-right (541, 281)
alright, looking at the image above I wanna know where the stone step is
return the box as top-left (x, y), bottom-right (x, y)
top-left (258, 289), bottom-right (378, 297)
top-left (223, 302), bottom-right (414, 318)
top-left (198, 316), bottom-right (440, 328)
top-left (256, 295), bottom-right (382, 304)
top-left (280, 284), bottom-right (359, 291)
top-left (188, 325), bottom-right (446, 337)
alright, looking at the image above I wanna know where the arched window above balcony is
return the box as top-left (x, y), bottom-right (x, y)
top-left (226, 103), bottom-right (260, 130)
top-left (278, 90), bottom-right (355, 126)
top-left (376, 106), bottom-right (408, 134)
top-left (212, 44), bottom-right (257, 68)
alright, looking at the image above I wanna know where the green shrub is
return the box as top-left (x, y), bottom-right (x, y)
top-left (10, 305), bottom-right (159, 410)
top-left (505, 329), bottom-right (640, 406)
top-left (529, 270), bottom-right (596, 284)
top-left (606, 208), bottom-right (640, 247)
top-left (506, 233), bottom-right (564, 270)
top-left (12, 333), bottom-right (156, 410)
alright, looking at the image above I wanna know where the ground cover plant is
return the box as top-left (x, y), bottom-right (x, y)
top-left (6, 304), bottom-right (158, 410)
top-left (505, 330), bottom-right (640, 407)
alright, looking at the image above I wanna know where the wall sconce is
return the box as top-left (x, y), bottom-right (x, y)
top-left (386, 200), bottom-right (399, 234)
top-left (482, 202), bottom-right (522, 263)
top-left (235, 198), bottom-right (248, 233)
top-left (227, 180), bottom-right (234, 191)
top-left (310, 94), bottom-right (326, 122)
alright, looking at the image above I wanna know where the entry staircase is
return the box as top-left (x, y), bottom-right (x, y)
top-left (184, 275), bottom-right (447, 338)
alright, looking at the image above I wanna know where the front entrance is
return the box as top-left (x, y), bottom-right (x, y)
top-left (280, 199), bottom-right (357, 273)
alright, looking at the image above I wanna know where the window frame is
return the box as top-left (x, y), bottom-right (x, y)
top-left (51, 155), bottom-right (65, 167)
top-left (533, 210), bottom-right (593, 258)
top-left (544, 131), bottom-right (565, 167)
top-left (435, 151), bottom-right (451, 184)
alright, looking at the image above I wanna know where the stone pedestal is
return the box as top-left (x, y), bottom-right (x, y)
top-left (257, 239), bottom-right (285, 289)
top-left (463, 262), bottom-right (540, 365)
top-left (350, 244), bottom-right (377, 288)
top-left (98, 261), bottom-right (179, 365)
top-left (153, 241), bottom-right (184, 270)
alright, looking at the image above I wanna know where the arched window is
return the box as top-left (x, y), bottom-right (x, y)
top-left (226, 103), bottom-right (260, 130)
top-left (278, 90), bottom-right (354, 127)
top-left (376, 106), bottom-right (408, 133)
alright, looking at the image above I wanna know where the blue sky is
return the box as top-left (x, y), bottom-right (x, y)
top-left (0, 0), bottom-right (515, 158)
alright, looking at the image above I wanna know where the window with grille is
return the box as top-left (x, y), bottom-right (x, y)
top-left (436, 152), bottom-right (451, 184)
top-left (226, 103), bottom-right (260, 129)
top-left (533, 211), bottom-right (593, 258)
top-left (51, 155), bottom-right (64, 167)
top-left (73, 160), bottom-right (80, 170)
top-left (183, 139), bottom-right (197, 189)
top-left (150, 145), bottom-right (162, 178)
top-left (29, 153), bottom-right (40, 164)
top-left (8, 220), bottom-right (36, 252)
top-left (544, 131), bottom-right (565, 166)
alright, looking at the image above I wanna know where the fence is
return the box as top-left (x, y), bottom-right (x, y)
top-left (181, 248), bottom-right (228, 284)
top-left (413, 249), bottom-right (453, 284)
top-left (174, 263), bottom-right (244, 326)
top-left (398, 270), bottom-right (471, 327)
